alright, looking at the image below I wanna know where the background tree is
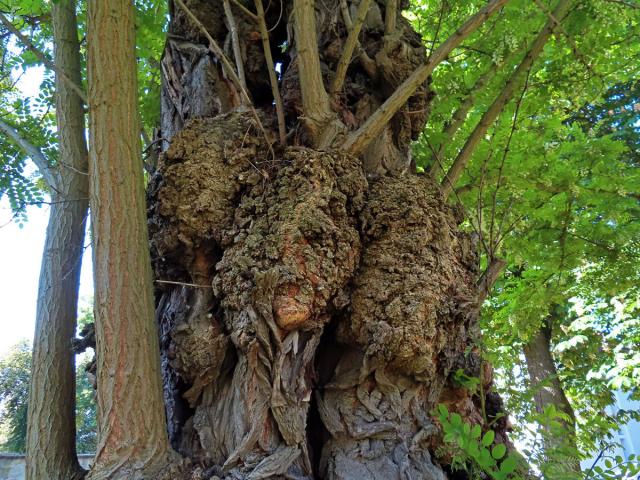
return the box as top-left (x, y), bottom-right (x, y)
top-left (0, 338), bottom-right (97, 454)
top-left (0, 340), bottom-right (30, 453)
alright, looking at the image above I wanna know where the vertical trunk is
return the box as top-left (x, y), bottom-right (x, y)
top-left (86, 0), bottom-right (174, 477)
top-left (523, 318), bottom-right (581, 474)
top-left (147, 1), bottom-right (510, 479)
top-left (25, 1), bottom-right (88, 478)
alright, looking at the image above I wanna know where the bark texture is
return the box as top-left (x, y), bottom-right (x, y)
top-left (86, 1), bottom-right (177, 477)
top-left (25, 1), bottom-right (88, 478)
top-left (148, 0), bottom-right (510, 478)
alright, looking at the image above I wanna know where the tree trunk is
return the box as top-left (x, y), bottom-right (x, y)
top-left (523, 316), bottom-right (581, 475)
top-left (86, 1), bottom-right (175, 477)
top-left (146, 1), bottom-right (511, 478)
top-left (25, 1), bottom-right (88, 478)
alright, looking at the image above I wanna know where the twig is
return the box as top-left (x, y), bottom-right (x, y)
top-left (342, 0), bottom-right (510, 156)
top-left (533, 0), bottom-right (598, 82)
top-left (488, 67), bottom-right (529, 255)
top-left (0, 12), bottom-right (87, 104)
top-left (425, 135), bottom-right (491, 256)
top-left (155, 279), bottom-right (212, 289)
top-left (338, 0), bottom-right (377, 78)
top-left (603, 0), bottom-right (639, 8)
top-left (230, 0), bottom-right (259, 22)
top-left (223, 0), bottom-right (248, 92)
top-left (426, 0), bottom-right (446, 61)
top-left (174, 0), bottom-right (274, 159)
top-left (331, 0), bottom-right (372, 95)
top-left (254, 0), bottom-right (287, 145)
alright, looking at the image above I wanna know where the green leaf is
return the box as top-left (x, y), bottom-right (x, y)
top-left (491, 444), bottom-right (507, 460)
top-left (450, 413), bottom-right (463, 427)
top-left (500, 455), bottom-right (518, 475)
top-left (482, 430), bottom-right (495, 447)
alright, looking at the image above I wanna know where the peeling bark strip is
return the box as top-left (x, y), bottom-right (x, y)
top-left (150, 0), bottom-right (511, 478)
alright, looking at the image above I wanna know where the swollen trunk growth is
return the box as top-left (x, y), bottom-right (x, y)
top-left (146, 0), bottom-right (512, 478)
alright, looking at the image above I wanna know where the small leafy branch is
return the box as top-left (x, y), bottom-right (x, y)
top-left (586, 453), bottom-right (640, 480)
top-left (436, 404), bottom-right (521, 480)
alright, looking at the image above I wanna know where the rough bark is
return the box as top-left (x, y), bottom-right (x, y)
top-left (25, 1), bottom-right (88, 478)
top-left (86, 1), bottom-right (177, 477)
top-left (523, 317), bottom-right (581, 475)
top-left (148, 0), bottom-right (511, 478)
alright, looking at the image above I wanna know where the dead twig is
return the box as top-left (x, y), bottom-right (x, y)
top-left (174, 0), bottom-right (275, 160)
top-left (331, 0), bottom-right (372, 95)
top-left (254, 0), bottom-right (287, 145)
top-left (223, 0), bottom-right (248, 91)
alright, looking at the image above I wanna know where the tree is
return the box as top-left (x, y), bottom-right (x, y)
top-left (144, 0), bottom-right (531, 478)
top-left (85, 0), bottom-right (175, 477)
top-left (0, 2), bottom-right (90, 477)
top-left (23, 0), bottom-right (89, 477)
top-left (0, 340), bottom-right (31, 453)
top-left (3, 0), bottom-right (638, 478)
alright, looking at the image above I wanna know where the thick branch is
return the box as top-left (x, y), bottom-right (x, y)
top-left (342, 0), bottom-right (510, 156)
top-left (0, 13), bottom-right (87, 104)
top-left (223, 0), bottom-right (248, 92)
top-left (441, 0), bottom-right (572, 198)
top-left (0, 118), bottom-right (57, 188)
top-left (331, 0), bottom-right (372, 95)
top-left (293, 0), bottom-right (335, 145)
top-left (384, 0), bottom-right (397, 35)
top-left (476, 257), bottom-right (506, 304)
top-left (254, 0), bottom-right (287, 145)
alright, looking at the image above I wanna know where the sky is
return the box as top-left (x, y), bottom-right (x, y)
top-left (0, 66), bottom-right (94, 356)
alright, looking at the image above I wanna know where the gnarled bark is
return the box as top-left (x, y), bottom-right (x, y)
top-left (148, 0), bottom-right (511, 478)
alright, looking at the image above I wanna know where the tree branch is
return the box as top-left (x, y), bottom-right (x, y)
top-left (0, 12), bottom-right (87, 104)
top-left (342, 0), bottom-right (511, 156)
top-left (477, 257), bottom-right (507, 305)
top-left (254, 0), bottom-right (287, 145)
top-left (293, 0), bottom-right (338, 146)
top-left (223, 0), bottom-right (248, 92)
top-left (384, 0), bottom-right (397, 36)
top-left (331, 0), bottom-right (372, 95)
top-left (428, 56), bottom-right (509, 179)
top-left (441, 0), bottom-right (572, 198)
top-left (0, 118), bottom-right (57, 188)
top-left (230, 0), bottom-right (259, 21)
top-left (533, 0), bottom-right (596, 80)
top-left (174, 0), bottom-right (274, 158)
